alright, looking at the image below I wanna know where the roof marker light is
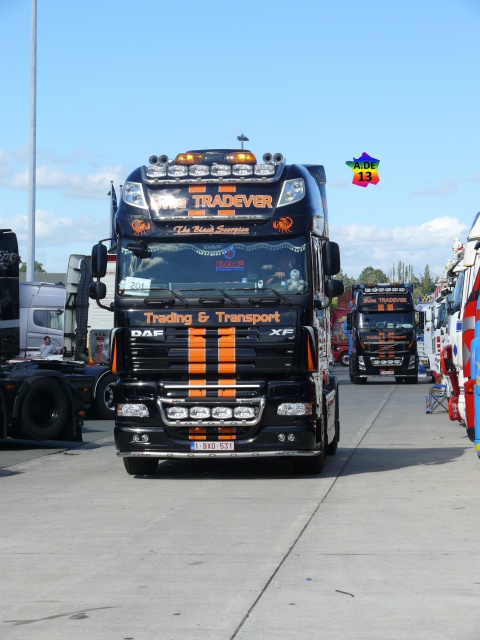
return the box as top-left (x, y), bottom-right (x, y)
top-left (175, 153), bottom-right (204, 165)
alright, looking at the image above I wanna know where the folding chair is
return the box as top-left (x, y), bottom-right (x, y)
top-left (425, 384), bottom-right (448, 414)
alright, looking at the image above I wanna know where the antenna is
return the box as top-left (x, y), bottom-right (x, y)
top-left (237, 133), bottom-right (249, 150)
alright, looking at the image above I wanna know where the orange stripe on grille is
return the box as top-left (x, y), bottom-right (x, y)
top-left (189, 381), bottom-right (206, 398)
top-left (378, 304), bottom-right (385, 311)
top-left (219, 379), bottom-right (235, 397)
top-left (219, 427), bottom-right (236, 440)
top-left (219, 328), bottom-right (235, 375)
top-left (218, 210), bottom-right (235, 216)
top-left (189, 328), bottom-right (205, 379)
top-left (387, 303), bottom-right (394, 311)
top-left (189, 185), bottom-right (206, 193)
top-left (188, 210), bottom-right (205, 216)
top-left (219, 185), bottom-right (236, 193)
top-left (189, 427), bottom-right (206, 440)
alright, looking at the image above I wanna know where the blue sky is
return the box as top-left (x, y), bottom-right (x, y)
top-left (1, 0), bottom-right (479, 279)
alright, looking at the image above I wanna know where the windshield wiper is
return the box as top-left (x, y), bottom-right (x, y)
top-left (249, 288), bottom-right (292, 306)
top-left (200, 289), bottom-right (240, 306)
top-left (143, 288), bottom-right (189, 307)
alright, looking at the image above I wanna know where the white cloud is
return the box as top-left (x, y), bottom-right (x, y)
top-left (0, 209), bottom-right (112, 272)
top-left (329, 179), bottom-right (349, 188)
top-left (7, 164), bottom-right (125, 199)
top-left (331, 215), bottom-right (468, 279)
top-left (410, 180), bottom-right (459, 197)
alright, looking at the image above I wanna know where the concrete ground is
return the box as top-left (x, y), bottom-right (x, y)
top-left (1, 372), bottom-right (479, 639)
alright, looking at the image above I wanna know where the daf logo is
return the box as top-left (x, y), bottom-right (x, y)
top-left (131, 329), bottom-right (164, 337)
top-left (269, 328), bottom-right (294, 337)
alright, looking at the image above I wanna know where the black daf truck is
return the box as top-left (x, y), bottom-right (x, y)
top-left (347, 283), bottom-right (418, 384)
top-left (89, 148), bottom-right (344, 475)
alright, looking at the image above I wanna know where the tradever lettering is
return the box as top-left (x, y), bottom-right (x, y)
top-left (191, 194), bottom-right (272, 209)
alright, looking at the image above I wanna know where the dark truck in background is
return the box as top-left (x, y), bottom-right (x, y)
top-left (90, 147), bottom-right (344, 475)
top-left (0, 229), bottom-right (92, 442)
top-left (347, 283), bottom-right (418, 384)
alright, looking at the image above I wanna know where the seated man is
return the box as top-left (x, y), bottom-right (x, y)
top-left (39, 335), bottom-right (57, 357)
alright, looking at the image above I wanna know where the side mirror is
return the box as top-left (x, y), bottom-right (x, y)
top-left (91, 243), bottom-right (108, 278)
top-left (346, 313), bottom-right (352, 331)
top-left (322, 241), bottom-right (341, 276)
top-left (89, 281), bottom-right (107, 301)
top-left (325, 278), bottom-right (344, 298)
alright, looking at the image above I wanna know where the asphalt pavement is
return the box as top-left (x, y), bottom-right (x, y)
top-left (1, 371), bottom-right (479, 639)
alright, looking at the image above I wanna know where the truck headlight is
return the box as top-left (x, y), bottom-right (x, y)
top-left (233, 406), bottom-right (256, 419)
top-left (277, 179), bottom-right (305, 207)
top-left (166, 406), bottom-right (189, 419)
top-left (123, 182), bottom-right (147, 209)
top-left (189, 406), bottom-right (211, 419)
top-left (277, 403), bottom-right (312, 416)
top-left (117, 403), bottom-right (149, 417)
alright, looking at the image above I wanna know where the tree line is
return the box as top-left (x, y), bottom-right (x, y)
top-left (338, 261), bottom-right (437, 301)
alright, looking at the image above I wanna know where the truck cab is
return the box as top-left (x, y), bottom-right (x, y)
top-left (90, 148), bottom-right (344, 475)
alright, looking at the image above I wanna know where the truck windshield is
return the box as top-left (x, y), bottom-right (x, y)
top-left (358, 312), bottom-right (414, 330)
top-left (118, 237), bottom-right (308, 296)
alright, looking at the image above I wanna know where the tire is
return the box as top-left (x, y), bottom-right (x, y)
top-left (353, 375), bottom-right (366, 384)
top-left (407, 375), bottom-right (418, 384)
top-left (467, 427), bottom-right (475, 443)
top-left (19, 378), bottom-right (70, 440)
top-left (123, 457), bottom-right (159, 476)
top-left (293, 418), bottom-right (325, 475)
top-left (327, 388), bottom-right (339, 456)
top-left (395, 377), bottom-right (405, 383)
top-left (95, 372), bottom-right (117, 420)
top-left (339, 352), bottom-right (349, 367)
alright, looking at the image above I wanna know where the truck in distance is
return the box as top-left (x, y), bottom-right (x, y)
top-left (347, 283), bottom-right (418, 384)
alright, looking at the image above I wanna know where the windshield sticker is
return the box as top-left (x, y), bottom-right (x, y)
top-left (216, 260), bottom-right (245, 272)
top-left (124, 276), bottom-right (152, 293)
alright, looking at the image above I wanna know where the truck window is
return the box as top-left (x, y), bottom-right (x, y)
top-left (118, 237), bottom-right (309, 296)
top-left (33, 309), bottom-right (64, 331)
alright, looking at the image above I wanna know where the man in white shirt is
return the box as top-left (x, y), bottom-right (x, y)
top-left (39, 336), bottom-right (57, 357)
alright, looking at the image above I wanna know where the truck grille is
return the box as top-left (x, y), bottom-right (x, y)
top-left (127, 326), bottom-right (296, 374)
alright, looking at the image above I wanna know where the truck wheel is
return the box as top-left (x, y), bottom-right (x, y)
top-left (20, 379), bottom-right (70, 440)
top-left (123, 457), bottom-right (159, 476)
top-left (353, 375), bottom-right (366, 384)
top-left (407, 375), bottom-right (418, 384)
top-left (95, 373), bottom-right (117, 420)
top-left (339, 352), bottom-right (349, 367)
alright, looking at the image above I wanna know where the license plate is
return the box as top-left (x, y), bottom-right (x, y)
top-left (380, 370), bottom-right (394, 375)
top-left (190, 441), bottom-right (235, 451)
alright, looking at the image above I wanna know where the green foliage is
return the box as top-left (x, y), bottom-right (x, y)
top-left (19, 261), bottom-right (46, 273)
top-left (336, 268), bottom-right (355, 292)
top-left (356, 266), bottom-right (388, 284)
top-left (333, 262), bottom-right (439, 307)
